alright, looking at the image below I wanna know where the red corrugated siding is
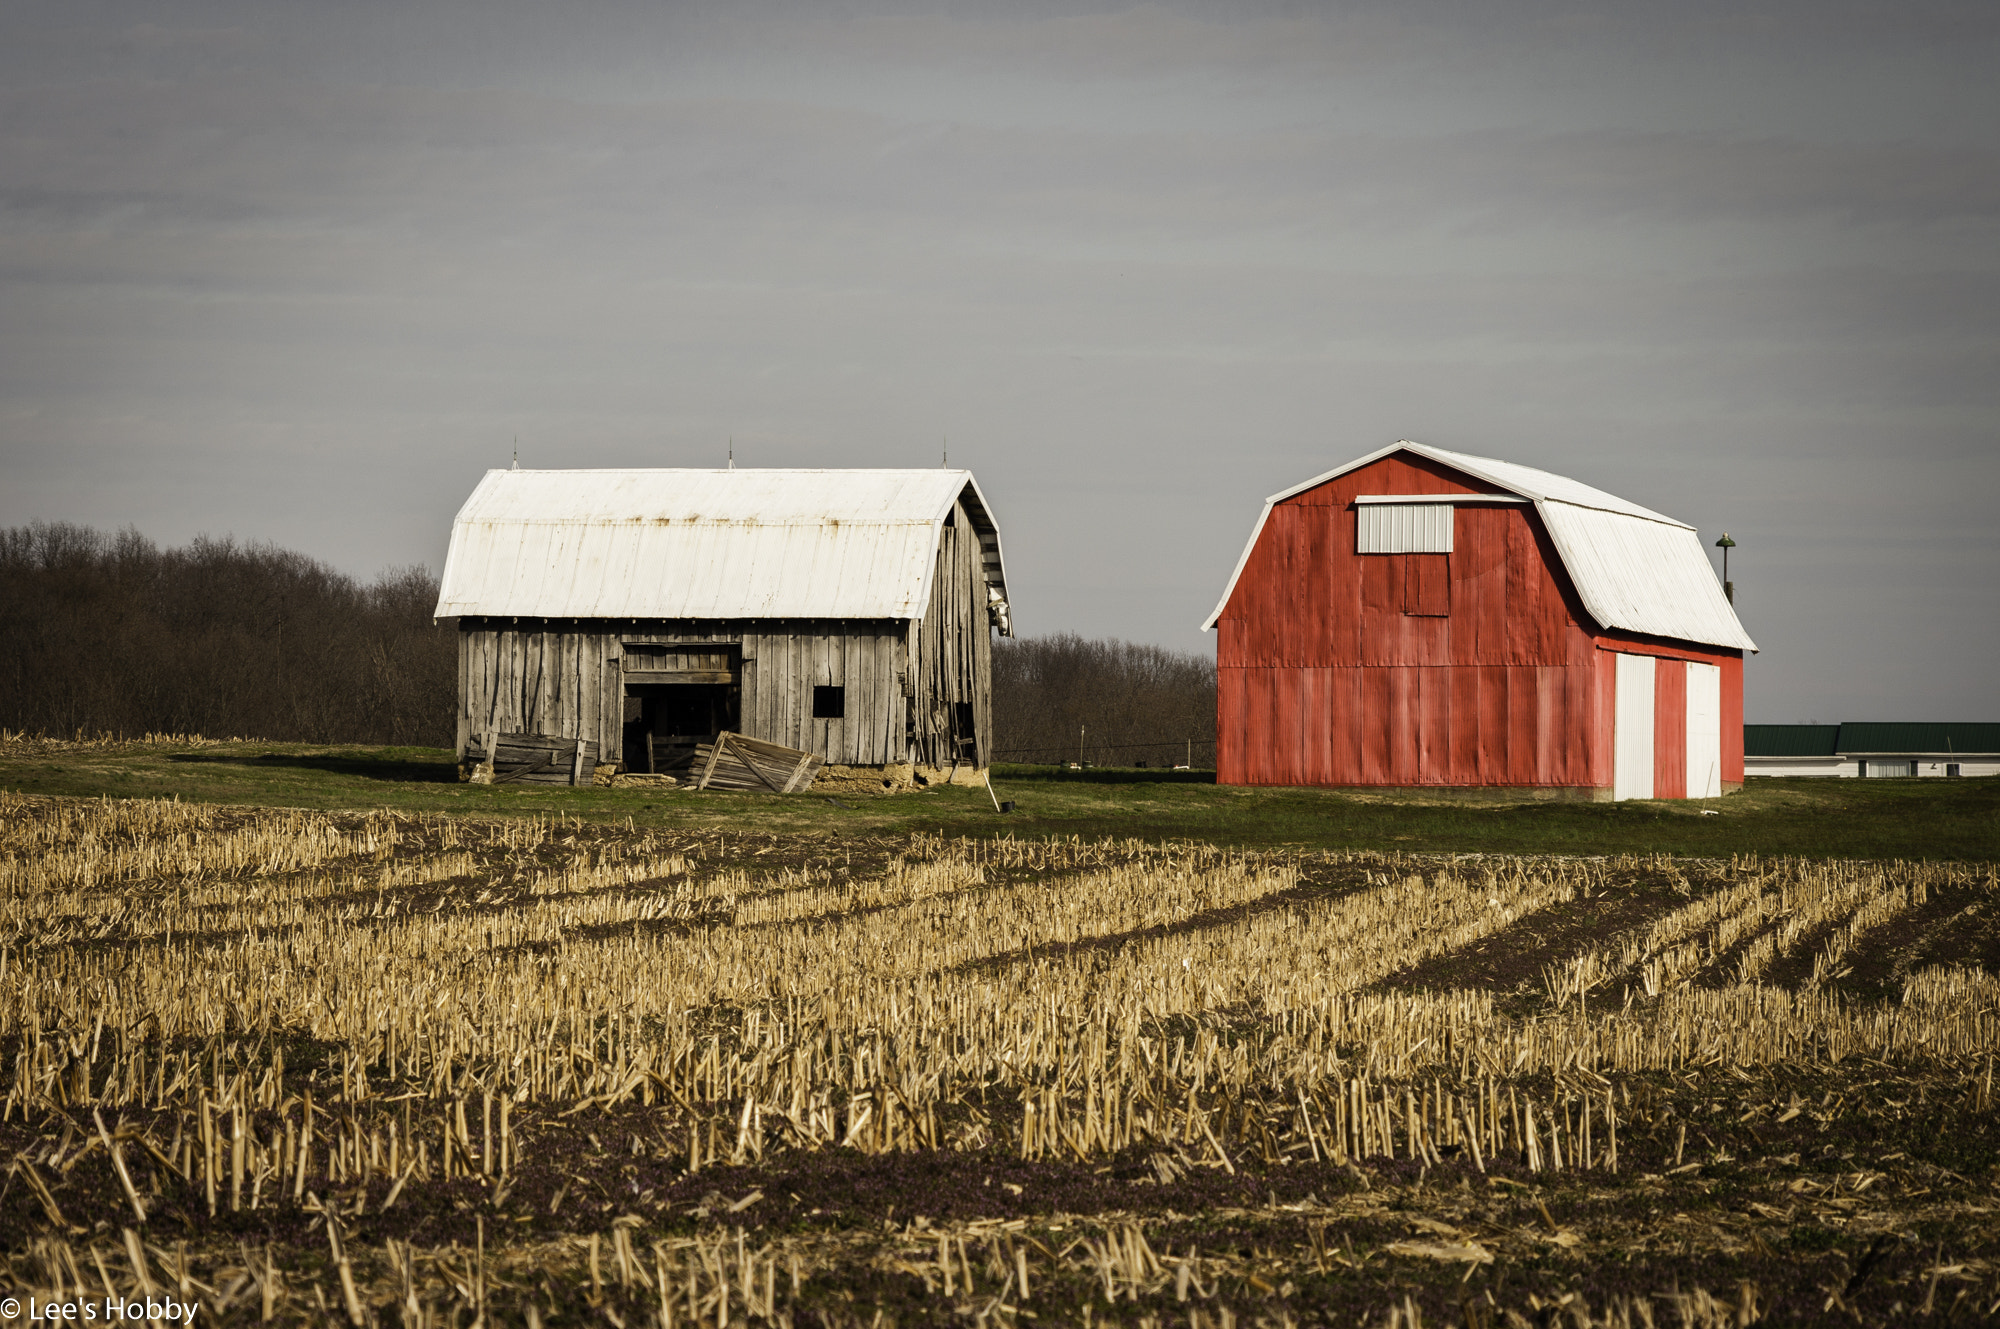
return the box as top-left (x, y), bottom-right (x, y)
top-left (1214, 661), bottom-right (1605, 786)
top-left (1407, 555), bottom-right (1448, 615)
top-left (1592, 648), bottom-right (1618, 789)
top-left (1214, 453), bottom-right (1745, 790)
top-left (1722, 654), bottom-right (1744, 785)
top-left (1653, 658), bottom-right (1687, 799)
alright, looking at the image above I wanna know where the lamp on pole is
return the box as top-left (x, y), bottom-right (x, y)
top-left (1715, 534), bottom-right (1736, 604)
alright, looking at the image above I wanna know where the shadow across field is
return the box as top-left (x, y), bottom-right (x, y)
top-left (950, 860), bottom-right (1378, 979)
top-left (1, 739), bottom-right (1995, 860)
top-left (166, 748), bottom-right (461, 784)
top-left (1373, 867), bottom-right (1698, 1011)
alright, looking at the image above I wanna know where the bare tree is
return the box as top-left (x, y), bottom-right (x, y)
top-left (0, 523), bottom-right (456, 745)
top-left (991, 633), bottom-right (1215, 767)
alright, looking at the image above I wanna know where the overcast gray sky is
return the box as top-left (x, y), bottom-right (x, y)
top-left (3, 1), bottom-right (1995, 722)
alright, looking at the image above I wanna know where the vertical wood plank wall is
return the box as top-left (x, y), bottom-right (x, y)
top-left (456, 577), bottom-right (993, 769)
top-left (907, 502), bottom-right (994, 767)
top-left (738, 623), bottom-right (905, 765)
top-left (459, 625), bottom-right (632, 764)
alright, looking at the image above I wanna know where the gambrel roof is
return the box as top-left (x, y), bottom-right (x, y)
top-left (435, 468), bottom-right (1009, 627)
top-left (1203, 441), bottom-right (1757, 651)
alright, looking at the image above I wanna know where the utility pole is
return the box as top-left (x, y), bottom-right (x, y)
top-left (1715, 534), bottom-right (1736, 604)
top-left (1078, 724), bottom-right (1086, 768)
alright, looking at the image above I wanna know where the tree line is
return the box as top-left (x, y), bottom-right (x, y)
top-left (1, 523), bottom-right (1217, 765)
top-left (0, 523), bottom-right (455, 745)
top-left (990, 632), bottom-right (1217, 768)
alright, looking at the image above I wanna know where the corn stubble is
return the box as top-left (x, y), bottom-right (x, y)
top-left (2, 790), bottom-right (1996, 1326)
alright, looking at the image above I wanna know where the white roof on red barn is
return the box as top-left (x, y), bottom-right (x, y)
top-left (434, 468), bottom-right (1009, 627)
top-left (1201, 442), bottom-right (1757, 652)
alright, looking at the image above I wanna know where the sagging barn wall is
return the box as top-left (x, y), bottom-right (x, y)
top-left (909, 501), bottom-right (994, 768)
top-left (451, 503), bottom-right (994, 770)
top-left (1214, 453), bottom-right (1743, 793)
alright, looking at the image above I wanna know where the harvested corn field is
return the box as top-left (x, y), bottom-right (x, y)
top-left (2, 791), bottom-right (1997, 1326)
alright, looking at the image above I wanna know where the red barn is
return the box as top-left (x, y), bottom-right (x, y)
top-left (1202, 441), bottom-right (1757, 799)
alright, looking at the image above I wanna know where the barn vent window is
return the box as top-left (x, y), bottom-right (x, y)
top-left (1357, 503), bottom-right (1453, 554)
top-left (813, 686), bottom-right (845, 719)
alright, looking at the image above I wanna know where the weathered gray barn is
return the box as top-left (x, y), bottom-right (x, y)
top-left (432, 468), bottom-right (1012, 777)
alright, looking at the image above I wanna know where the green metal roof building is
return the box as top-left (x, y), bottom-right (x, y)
top-left (1744, 723), bottom-right (2000, 778)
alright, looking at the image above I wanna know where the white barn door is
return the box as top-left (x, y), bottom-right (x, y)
top-left (1613, 653), bottom-right (1655, 800)
top-left (1685, 662), bottom-right (1722, 798)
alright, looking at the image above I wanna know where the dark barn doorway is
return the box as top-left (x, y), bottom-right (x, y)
top-left (620, 644), bottom-right (742, 774)
top-left (623, 683), bottom-right (738, 774)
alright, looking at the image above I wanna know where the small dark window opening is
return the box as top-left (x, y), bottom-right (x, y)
top-left (1946, 763), bottom-right (1961, 778)
top-left (813, 685), bottom-right (845, 719)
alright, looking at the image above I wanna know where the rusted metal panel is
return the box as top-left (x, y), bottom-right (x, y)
top-left (435, 468), bottom-right (1011, 630)
top-left (1404, 554), bottom-right (1450, 616)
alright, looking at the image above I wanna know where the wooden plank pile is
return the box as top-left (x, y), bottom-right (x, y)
top-left (465, 732), bottom-right (598, 786)
top-left (691, 731), bottom-right (823, 793)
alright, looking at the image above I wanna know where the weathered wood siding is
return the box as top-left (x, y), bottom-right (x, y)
top-left (457, 624), bottom-right (629, 767)
top-left (461, 624), bottom-right (735, 763)
top-left (740, 622), bottom-right (907, 765)
top-left (455, 501), bottom-right (996, 769)
top-left (457, 617), bottom-right (956, 768)
top-left (907, 502), bottom-right (993, 767)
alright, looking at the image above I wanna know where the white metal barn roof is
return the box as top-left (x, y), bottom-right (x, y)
top-left (434, 468), bottom-right (1010, 627)
top-left (1202, 442), bottom-right (1757, 651)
